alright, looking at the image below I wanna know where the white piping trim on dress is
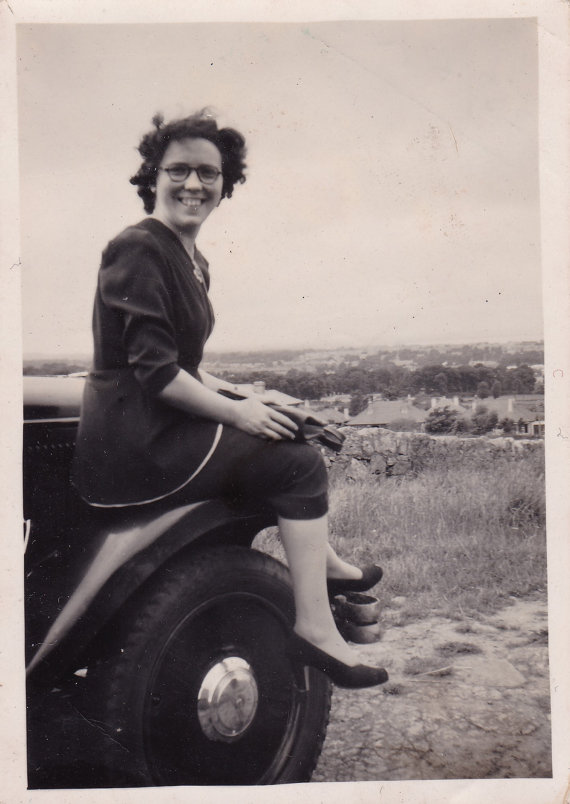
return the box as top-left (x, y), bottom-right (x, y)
top-left (86, 424), bottom-right (224, 508)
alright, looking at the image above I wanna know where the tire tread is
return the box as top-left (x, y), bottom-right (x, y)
top-left (90, 545), bottom-right (331, 786)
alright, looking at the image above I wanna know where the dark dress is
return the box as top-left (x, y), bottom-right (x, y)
top-left (71, 217), bottom-right (327, 518)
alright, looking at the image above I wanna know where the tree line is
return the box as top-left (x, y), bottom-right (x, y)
top-left (220, 362), bottom-right (541, 401)
top-left (23, 357), bottom-right (542, 402)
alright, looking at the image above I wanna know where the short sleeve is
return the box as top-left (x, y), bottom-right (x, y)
top-left (99, 230), bottom-right (180, 395)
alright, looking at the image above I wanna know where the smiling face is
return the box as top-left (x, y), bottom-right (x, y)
top-left (152, 137), bottom-right (223, 238)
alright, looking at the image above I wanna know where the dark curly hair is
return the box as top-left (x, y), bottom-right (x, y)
top-left (130, 110), bottom-right (247, 213)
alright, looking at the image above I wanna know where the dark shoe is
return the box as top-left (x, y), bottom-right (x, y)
top-left (327, 564), bottom-right (383, 596)
top-left (286, 633), bottom-right (388, 689)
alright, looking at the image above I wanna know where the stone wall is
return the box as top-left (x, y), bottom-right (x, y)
top-left (325, 427), bottom-right (544, 482)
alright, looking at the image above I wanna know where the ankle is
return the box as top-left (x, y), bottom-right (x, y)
top-left (292, 626), bottom-right (360, 667)
top-left (326, 562), bottom-right (363, 581)
top-left (293, 623), bottom-right (330, 645)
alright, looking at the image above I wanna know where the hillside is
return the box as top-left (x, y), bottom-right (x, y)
top-left (23, 342), bottom-right (544, 404)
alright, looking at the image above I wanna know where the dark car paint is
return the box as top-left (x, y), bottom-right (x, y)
top-left (23, 376), bottom-right (276, 687)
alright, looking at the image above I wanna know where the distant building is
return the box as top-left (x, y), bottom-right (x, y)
top-left (315, 407), bottom-right (349, 424)
top-left (347, 394), bottom-right (545, 437)
top-left (468, 360), bottom-right (499, 368)
top-left (470, 396), bottom-right (544, 436)
top-left (347, 400), bottom-right (427, 428)
top-left (429, 396), bottom-right (465, 412)
top-left (241, 383), bottom-right (302, 407)
top-left (528, 421), bottom-right (545, 437)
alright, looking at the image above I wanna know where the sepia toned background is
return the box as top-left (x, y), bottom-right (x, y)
top-left (18, 19), bottom-right (541, 357)
top-left (1, 2), bottom-right (569, 803)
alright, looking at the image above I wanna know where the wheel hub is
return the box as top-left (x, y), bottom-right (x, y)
top-left (197, 657), bottom-right (259, 742)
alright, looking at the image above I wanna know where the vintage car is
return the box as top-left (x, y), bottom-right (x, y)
top-left (23, 374), bottom-right (332, 788)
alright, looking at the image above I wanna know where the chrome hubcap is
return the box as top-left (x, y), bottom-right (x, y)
top-left (197, 657), bottom-right (259, 742)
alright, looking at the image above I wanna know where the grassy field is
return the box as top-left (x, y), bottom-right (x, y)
top-left (255, 448), bottom-right (546, 623)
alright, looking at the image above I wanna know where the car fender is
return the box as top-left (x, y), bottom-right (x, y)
top-left (26, 498), bottom-right (275, 684)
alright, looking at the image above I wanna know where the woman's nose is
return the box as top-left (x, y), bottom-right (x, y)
top-left (183, 169), bottom-right (203, 189)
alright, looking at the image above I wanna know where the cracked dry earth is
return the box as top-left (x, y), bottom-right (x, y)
top-left (313, 596), bottom-right (552, 782)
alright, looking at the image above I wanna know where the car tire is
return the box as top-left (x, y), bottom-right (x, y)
top-left (89, 545), bottom-right (332, 786)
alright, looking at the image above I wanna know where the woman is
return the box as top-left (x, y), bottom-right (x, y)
top-left (72, 110), bottom-right (387, 688)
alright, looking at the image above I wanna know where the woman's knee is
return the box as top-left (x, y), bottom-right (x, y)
top-left (280, 443), bottom-right (327, 490)
top-left (270, 445), bottom-right (328, 520)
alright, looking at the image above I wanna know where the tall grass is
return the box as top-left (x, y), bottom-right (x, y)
top-left (256, 450), bottom-right (546, 621)
top-left (328, 450), bottom-right (546, 620)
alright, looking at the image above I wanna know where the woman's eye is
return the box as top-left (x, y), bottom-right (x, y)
top-left (199, 167), bottom-right (218, 181)
top-left (169, 166), bottom-right (188, 180)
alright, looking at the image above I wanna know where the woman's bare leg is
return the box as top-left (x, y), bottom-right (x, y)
top-left (278, 514), bottom-right (359, 666)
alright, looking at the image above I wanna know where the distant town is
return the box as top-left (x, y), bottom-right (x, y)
top-left (24, 340), bottom-right (545, 437)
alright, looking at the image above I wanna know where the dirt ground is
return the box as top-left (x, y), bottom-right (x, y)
top-left (27, 596), bottom-right (551, 788)
top-left (313, 595), bottom-right (552, 782)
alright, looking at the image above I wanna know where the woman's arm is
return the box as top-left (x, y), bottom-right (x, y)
top-left (198, 369), bottom-right (248, 396)
top-left (198, 369), bottom-right (289, 406)
top-left (158, 369), bottom-right (298, 441)
top-left (99, 233), bottom-right (295, 439)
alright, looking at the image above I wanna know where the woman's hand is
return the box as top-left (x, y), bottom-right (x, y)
top-left (254, 390), bottom-right (287, 406)
top-left (231, 397), bottom-right (299, 441)
top-left (159, 369), bottom-right (298, 440)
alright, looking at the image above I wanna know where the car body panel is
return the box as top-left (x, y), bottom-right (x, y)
top-left (23, 376), bottom-right (276, 686)
top-left (23, 374), bottom-right (85, 421)
top-left (26, 498), bottom-right (274, 684)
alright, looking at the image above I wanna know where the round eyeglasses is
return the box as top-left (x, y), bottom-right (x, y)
top-left (158, 164), bottom-right (222, 184)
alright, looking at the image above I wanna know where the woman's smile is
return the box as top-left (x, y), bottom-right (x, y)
top-left (176, 194), bottom-right (206, 216)
top-left (178, 196), bottom-right (204, 209)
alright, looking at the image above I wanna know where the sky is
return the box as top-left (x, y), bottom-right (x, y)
top-left (17, 18), bottom-right (542, 356)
